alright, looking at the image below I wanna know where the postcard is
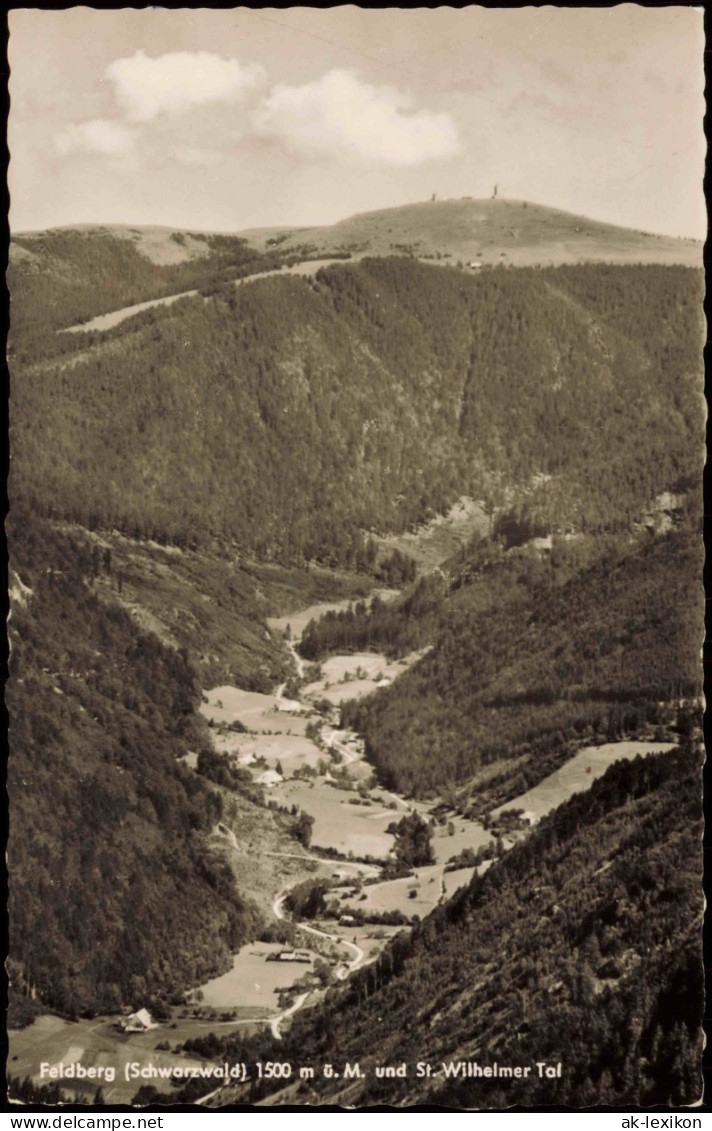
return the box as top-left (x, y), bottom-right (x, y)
top-left (6, 5), bottom-right (705, 1111)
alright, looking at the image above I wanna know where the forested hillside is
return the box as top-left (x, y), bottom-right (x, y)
top-left (8, 226), bottom-right (324, 338)
top-left (11, 259), bottom-right (702, 567)
top-left (7, 512), bottom-right (266, 1016)
top-left (299, 577), bottom-right (443, 662)
top-left (9, 228), bottom-right (252, 335)
top-left (341, 522), bottom-right (701, 799)
top-left (227, 745), bottom-right (703, 1108)
top-left (7, 231), bottom-right (703, 1068)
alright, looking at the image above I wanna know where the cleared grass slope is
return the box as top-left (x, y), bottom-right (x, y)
top-left (238, 198), bottom-right (701, 267)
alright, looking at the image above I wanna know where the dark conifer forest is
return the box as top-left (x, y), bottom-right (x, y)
top-left (11, 257), bottom-right (702, 566)
top-left (340, 520), bottom-right (701, 799)
top-left (8, 513), bottom-right (264, 1014)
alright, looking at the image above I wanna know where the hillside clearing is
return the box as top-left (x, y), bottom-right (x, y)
top-left (198, 943), bottom-right (319, 1009)
top-left (490, 740), bottom-right (676, 823)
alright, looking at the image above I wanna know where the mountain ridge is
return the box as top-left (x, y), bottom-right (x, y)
top-left (239, 198), bottom-right (701, 267)
top-left (12, 198), bottom-right (701, 270)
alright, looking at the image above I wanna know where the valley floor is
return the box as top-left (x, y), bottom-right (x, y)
top-left (9, 586), bottom-right (678, 1104)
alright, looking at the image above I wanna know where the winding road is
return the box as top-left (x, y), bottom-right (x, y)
top-left (269, 992), bottom-right (309, 1041)
top-left (62, 259), bottom-right (351, 336)
top-left (272, 890), bottom-right (366, 980)
top-left (263, 850), bottom-right (379, 878)
top-left (214, 822), bottom-right (239, 850)
top-left (323, 727), bottom-right (359, 766)
top-left (193, 988), bottom-right (310, 1105)
top-left (275, 639), bottom-right (307, 710)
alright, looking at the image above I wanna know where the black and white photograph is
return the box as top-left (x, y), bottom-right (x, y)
top-left (5, 5), bottom-right (706, 1111)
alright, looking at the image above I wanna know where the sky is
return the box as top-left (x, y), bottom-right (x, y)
top-left (8, 6), bottom-right (706, 238)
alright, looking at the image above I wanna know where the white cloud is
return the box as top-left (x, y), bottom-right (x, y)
top-left (54, 119), bottom-right (134, 156)
top-left (106, 50), bottom-right (266, 121)
top-left (255, 69), bottom-right (460, 166)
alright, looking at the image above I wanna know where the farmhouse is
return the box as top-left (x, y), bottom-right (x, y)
top-left (256, 769), bottom-right (283, 787)
top-left (121, 1008), bottom-right (156, 1032)
top-left (272, 950), bottom-right (311, 963)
